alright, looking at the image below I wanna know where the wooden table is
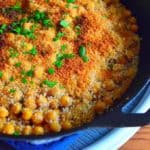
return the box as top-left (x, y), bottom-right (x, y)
top-left (120, 126), bottom-right (150, 150)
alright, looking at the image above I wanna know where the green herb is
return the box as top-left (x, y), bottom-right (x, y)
top-left (11, 2), bottom-right (22, 12)
top-left (14, 62), bottom-right (21, 67)
top-left (53, 32), bottom-right (65, 41)
top-left (0, 71), bottom-right (3, 78)
top-left (78, 45), bottom-right (89, 62)
top-left (79, 45), bottom-right (86, 57)
top-left (57, 53), bottom-right (75, 60)
top-left (82, 55), bottom-right (89, 62)
top-left (22, 77), bottom-right (28, 84)
top-left (48, 68), bottom-right (55, 75)
top-left (65, 3), bottom-right (70, 8)
top-left (13, 131), bottom-right (20, 136)
top-left (11, 21), bottom-right (35, 39)
top-left (43, 80), bottom-right (57, 88)
top-left (20, 41), bottom-right (26, 48)
top-left (73, 5), bottom-right (79, 9)
top-left (67, 0), bottom-right (75, 3)
top-left (25, 47), bottom-right (38, 56)
top-left (61, 44), bottom-right (67, 51)
top-left (31, 10), bottom-right (54, 27)
top-left (10, 76), bottom-right (15, 82)
top-left (60, 20), bottom-right (69, 28)
top-left (0, 24), bottom-right (7, 34)
top-left (26, 69), bottom-right (34, 77)
top-left (9, 48), bottom-right (19, 58)
top-left (75, 25), bottom-right (81, 35)
top-left (43, 19), bottom-right (54, 27)
top-left (9, 88), bottom-right (16, 93)
top-left (54, 60), bottom-right (63, 68)
top-left (45, 0), bottom-right (49, 3)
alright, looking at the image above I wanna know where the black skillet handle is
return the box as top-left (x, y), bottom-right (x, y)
top-left (92, 109), bottom-right (150, 127)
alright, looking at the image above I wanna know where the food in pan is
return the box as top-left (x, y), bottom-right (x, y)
top-left (0, 0), bottom-right (140, 135)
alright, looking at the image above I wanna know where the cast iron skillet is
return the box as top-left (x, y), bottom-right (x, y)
top-left (0, 0), bottom-right (150, 141)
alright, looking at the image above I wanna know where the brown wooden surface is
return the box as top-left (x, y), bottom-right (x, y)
top-left (120, 126), bottom-right (150, 150)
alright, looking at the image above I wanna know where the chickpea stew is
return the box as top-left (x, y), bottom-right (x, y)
top-left (0, 0), bottom-right (140, 135)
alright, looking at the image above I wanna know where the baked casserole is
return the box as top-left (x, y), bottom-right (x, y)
top-left (0, 0), bottom-right (140, 135)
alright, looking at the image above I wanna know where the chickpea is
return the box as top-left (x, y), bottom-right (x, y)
top-left (60, 95), bottom-right (72, 107)
top-left (24, 98), bottom-right (37, 109)
top-left (94, 101), bottom-right (107, 113)
top-left (49, 99), bottom-right (58, 109)
top-left (32, 112), bottom-right (43, 124)
top-left (23, 23), bottom-right (33, 30)
top-left (23, 125), bottom-right (32, 135)
top-left (49, 121), bottom-right (61, 132)
top-left (32, 126), bottom-right (44, 135)
top-left (104, 80), bottom-right (115, 91)
top-left (22, 61), bottom-right (32, 71)
top-left (22, 108), bottom-right (33, 121)
top-left (14, 90), bottom-right (23, 101)
top-left (44, 110), bottom-right (59, 123)
top-left (87, 2), bottom-right (95, 10)
top-left (11, 103), bottom-right (22, 114)
top-left (0, 118), bottom-right (6, 131)
top-left (2, 71), bottom-right (11, 82)
top-left (47, 87), bottom-right (60, 97)
top-left (36, 95), bottom-right (48, 107)
top-left (0, 107), bottom-right (9, 118)
top-left (61, 121), bottom-right (72, 130)
top-left (34, 66), bottom-right (44, 79)
top-left (103, 97), bottom-right (113, 106)
top-left (130, 24), bottom-right (138, 32)
top-left (124, 10), bottom-right (131, 17)
top-left (129, 17), bottom-right (136, 24)
top-left (2, 123), bottom-right (15, 135)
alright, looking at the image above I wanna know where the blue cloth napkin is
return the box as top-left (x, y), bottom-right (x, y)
top-left (1, 128), bottom-right (110, 150)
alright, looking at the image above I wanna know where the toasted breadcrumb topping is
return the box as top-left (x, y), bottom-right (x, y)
top-left (0, 0), bottom-right (140, 135)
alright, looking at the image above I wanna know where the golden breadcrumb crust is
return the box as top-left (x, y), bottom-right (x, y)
top-left (0, 0), bottom-right (140, 135)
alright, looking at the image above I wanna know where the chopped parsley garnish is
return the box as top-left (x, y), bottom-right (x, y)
top-left (54, 60), bottom-right (63, 68)
top-left (61, 44), bottom-right (68, 51)
top-left (48, 68), bottom-right (55, 75)
top-left (79, 45), bottom-right (89, 62)
top-left (43, 80), bottom-right (57, 88)
top-left (31, 10), bottom-right (54, 28)
top-left (21, 68), bottom-right (34, 78)
top-left (14, 62), bottom-right (21, 67)
top-left (79, 45), bottom-right (86, 57)
top-left (10, 76), bottom-right (15, 82)
top-left (54, 53), bottom-right (75, 68)
top-left (25, 47), bottom-right (38, 56)
top-left (10, 2), bottom-right (22, 12)
top-left (9, 48), bottom-right (19, 58)
top-left (10, 21), bottom-right (35, 39)
top-left (10, 76), bottom-right (14, 81)
top-left (0, 71), bottom-right (3, 78)
top-left (22, 77), bottom-right (28, 84)
top-left (13, 131), bottom-right (20, 136)
top-left (9, 89), bottom-right (16, 93)
top-left (75, 25), bottom-right (81, 35)
top-left (57, 53), bottom-right (75, 60)
top-left (82, 55), bottom-right (89, 62)
top-left (26, 69), bottom-right (34, 77)
top-left (67, 0), bottom-right (75, 3)
top-left (53, 32), bottom-right (65, 41)
top-left (45, 0), bottom-right (49, 2)
top-left (60, 20), bottom-right (70, 28)
top-left (0, 24), bottom-right (7, 34)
